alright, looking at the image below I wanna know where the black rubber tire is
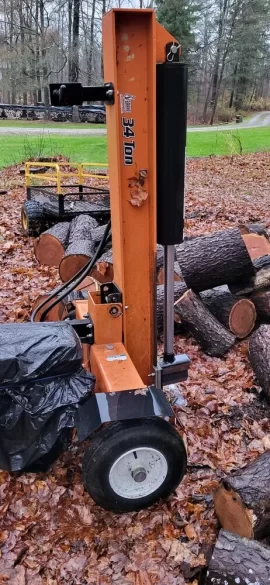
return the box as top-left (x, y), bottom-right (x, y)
top-left (21, 200), bottom-right (44, 236)
top-left (82, 418), bottom-right (187, 512)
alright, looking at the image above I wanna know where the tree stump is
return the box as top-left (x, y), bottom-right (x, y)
top-left (249, 324), bottom-right (270, 401)
top-left (200, 288), bottom-right (256, 338)
top-left (174, 289), bottom-right (235, 356)
top-left (242, 233), bottom-right (270, 260)
top-left (205, 529), bottom-right (270, 585)
top-left (214, 452), bottom-right (270, 540)
top-left (176, 228), bottom-right (254, 292)
top-left (34, 222), bottom-right (70, 267)
top-left (157, 281), bottom-right (188, 334)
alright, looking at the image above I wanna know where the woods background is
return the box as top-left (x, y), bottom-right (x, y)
top-left (0, 0), bottom-right (269, 124)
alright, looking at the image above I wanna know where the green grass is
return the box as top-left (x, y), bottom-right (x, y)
top-left (0, 119), bottom-right (104, 129)
top-left (0, 127), bottom-right (269, 168)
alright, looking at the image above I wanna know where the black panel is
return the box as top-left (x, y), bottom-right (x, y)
top-left (156, 63), bottom-right (188, 245)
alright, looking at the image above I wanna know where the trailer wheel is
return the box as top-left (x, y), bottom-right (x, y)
top-left (21, 200), bottom-right (44, 236)
top-left (82, 418), bottom-right (186, 512)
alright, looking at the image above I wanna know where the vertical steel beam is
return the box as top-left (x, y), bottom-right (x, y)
top-left (102, 10), bottom-right (157, 384)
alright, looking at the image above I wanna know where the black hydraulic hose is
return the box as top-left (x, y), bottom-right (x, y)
top-left (31, 220), bottom-right (111, 323)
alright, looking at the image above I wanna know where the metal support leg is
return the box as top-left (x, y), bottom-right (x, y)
top-left (164, 244), bottom-right (175, 362)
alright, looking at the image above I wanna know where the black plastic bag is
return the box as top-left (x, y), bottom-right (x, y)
top-left (0, 322), bottom-right (95, 471)
top-left (0, 321), bottom-right (82, 385)
top-left (0, 368), bottom-right (94, 471)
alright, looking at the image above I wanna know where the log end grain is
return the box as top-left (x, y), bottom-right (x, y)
top-left (34, 234), bottom-right (65, 267)
top-left (59, 254), bottom-right (89, 282)
top-left (242, 233), bottom-right (270, 260)
top-left (214, 484), bottom-right (253, 538)
top-left (229, 298), bottom-right (256, 338)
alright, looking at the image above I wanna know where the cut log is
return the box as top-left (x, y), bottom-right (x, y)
top-left (205, 529), bottom-right (270, 585)
top-left (157, 281), bottom-right (188, 334)
top-left (249, 324), bottom-right (270, 401)
top-left (239, 222), bottom-right (269, 239)
top-left (94, 248), bottom-right (114, 282)
top-left (174, 289), bottom-right (235, 356)
top-left (157, 263), bottom-right (182, 285)
top-left (251, 289), bottom-right (270, 319)
top-left (32, 294), bottom-right (66, 322)
top-left (200, 288), bottom-right (256, 339)
top-left (92, 224), bottom-right (107, 246)
top-left (59, 239), bottom-right (95, 282)
top-left (68, 214), bottom-right (98, 242)
top-left (176, 228), bottom-right (254, 292)
top-left (34, 222), bottom-right (70, 267)
top-left (242, 233), bottom-right (270, 260)
top-left (230, 255), bottom-right (270, 296)
top-left (214, 452), bottom-right (270, 539)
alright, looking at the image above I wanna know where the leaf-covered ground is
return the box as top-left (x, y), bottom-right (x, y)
top-left (0, 153), bottom-right (270, 585)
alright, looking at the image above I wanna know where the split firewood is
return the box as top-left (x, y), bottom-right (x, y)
top-left (200, 287), bottom-right (256, 339)
top-left (239, 222), bottom-right (269, 239)
top-left (34, 222), bottom-right (70, 267)
top-left (176, 228), bottom-right (254, 292)
top-left (157, 281), bottom-right (188, 334)
top-left (230, 255), bottom-right (270, 296)
top-left (174, 289), bottom-right (235, 356)
top-left (242, 233), bottom-right (270, 260)
top-left (214, 451), bottom-right (270, 539)
top-left (249, 324), bottom-right (270, 401)
top-left (205, 529), bottom-right (270, 585)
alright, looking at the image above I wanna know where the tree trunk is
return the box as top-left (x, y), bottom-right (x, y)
top-left (34, 222), bottom-right (70, 267)
top-left (174, 289), bottom-right (235, 357)
top-left (214, 452), bottom-right (270, 539)
top-left (68, 0), bottom-right (73, 81)
top-left (205, 529), bottom-right (270, 585)
top-left (88, 0), bottom-right (96, 84)
top-left (242, 233), bottom-right (270, 260)
top-left (70, 0), bottom-right (80, 82)
top-left (176, 228), bottom-right (255, 293)
top-left (157, 282), bottom-right (187, 334)
top-left (230, 255), bottom-right (270, 296)
top-left (249, 324), bottom-right (270, 401)
top-left (200, 288), bottom-right (256, 339)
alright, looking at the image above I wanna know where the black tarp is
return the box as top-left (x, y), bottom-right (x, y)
top-left (0, 322), bottom-right (95, 471)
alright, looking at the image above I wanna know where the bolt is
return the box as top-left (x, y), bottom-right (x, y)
top-left (125, 305), bottom-right (129, 310)
top-left (86, 324), bottom-right (92, 329)
top-left (109, 306), bottom-right (119, 316)
top-left (132, 467), bottom-right (147, 483)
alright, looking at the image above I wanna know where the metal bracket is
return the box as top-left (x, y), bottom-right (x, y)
top-left (165, 42), bottom-right (181, 63)
top-left (68, 317), bottom-right (94, 344)
top-left (154, 354), bottom-right (190, 388)
top-left (49, 82), bottom-right (114, 107)
top-left (100, 282), bottom-right (122, 304)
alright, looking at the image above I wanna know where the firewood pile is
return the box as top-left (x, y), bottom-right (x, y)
top-left (33, 218), bottom-right (270, 351)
